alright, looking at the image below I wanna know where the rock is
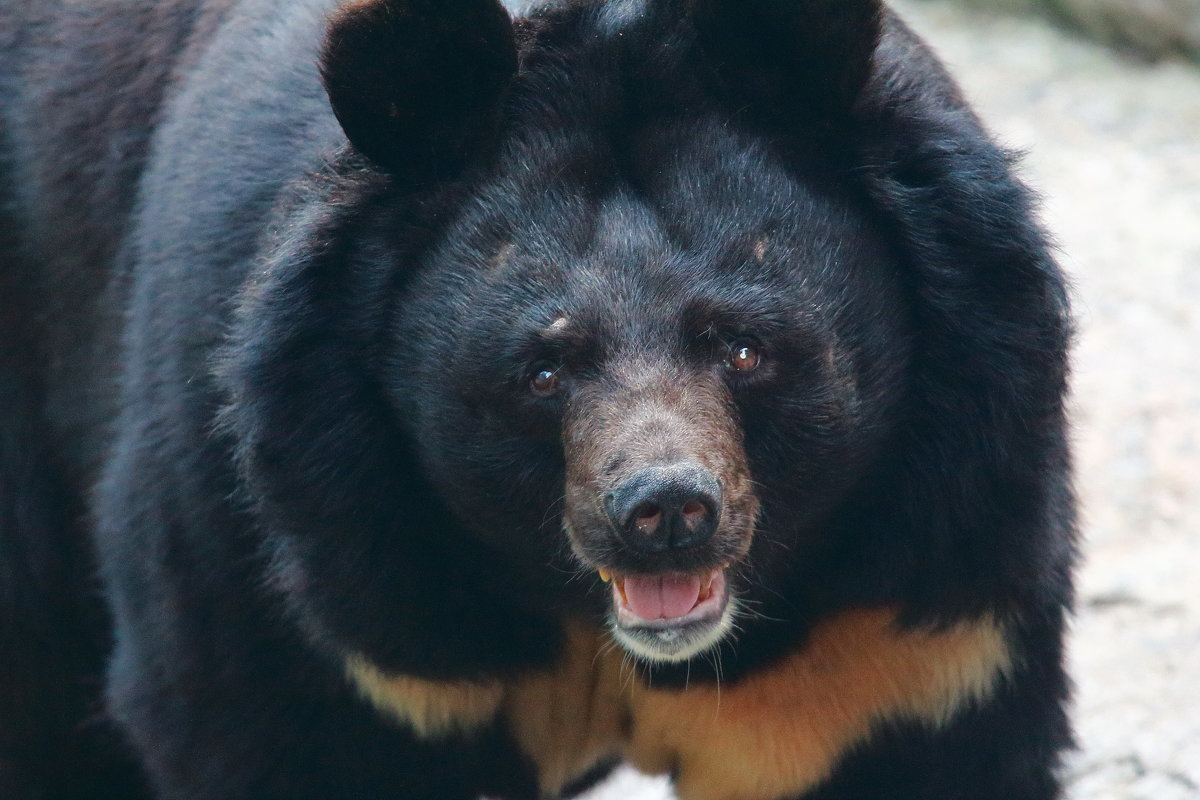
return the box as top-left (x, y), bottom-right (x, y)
top-left (937, 0), bottom-right (1200, 61)
top-left (1059, 0), bottom-right (1200, 60)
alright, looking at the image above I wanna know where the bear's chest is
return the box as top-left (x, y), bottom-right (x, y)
top-left (348, 609), bottom-right (1011, 800)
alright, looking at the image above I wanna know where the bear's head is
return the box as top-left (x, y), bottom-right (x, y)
top-left (221, 0), bottom-right (1070, 676)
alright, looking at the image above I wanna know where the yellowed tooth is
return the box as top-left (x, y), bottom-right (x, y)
top-left (700, 572), bottom-right (715, 593)
top-left (598, 569), bottom-right (613, 583)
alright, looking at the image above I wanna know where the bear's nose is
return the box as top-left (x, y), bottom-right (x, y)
top-left (606, 464), bottom-right (722, 553)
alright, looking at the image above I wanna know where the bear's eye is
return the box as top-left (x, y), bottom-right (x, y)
top-left (725, 339), bottom-right (763, 373)
top-left (529, 364), bottom-right (562, 397)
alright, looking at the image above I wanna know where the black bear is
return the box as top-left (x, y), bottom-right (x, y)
top-left (0, 0), bottom-right (1075, 798)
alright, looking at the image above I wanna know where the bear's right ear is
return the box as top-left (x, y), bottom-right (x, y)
top-left (692, 0), bottom-right (883, 120)
top-left (320, 0), bottom-right (518, 182)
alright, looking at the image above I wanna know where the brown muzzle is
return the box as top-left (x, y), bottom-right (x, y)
top-left (562, 357), bottom-right (758, 574)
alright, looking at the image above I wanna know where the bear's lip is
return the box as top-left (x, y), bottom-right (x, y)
top-left (597, 567), bottom-right (734, 662)
top-left (603, 568), bottom-right (728, 627)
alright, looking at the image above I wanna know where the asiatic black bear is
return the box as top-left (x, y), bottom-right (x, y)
top-left (0, 0), bottom-right (1075, 798)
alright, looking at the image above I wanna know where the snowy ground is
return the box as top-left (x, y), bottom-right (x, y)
top-left (585, 2), bottom-right (1200, 797)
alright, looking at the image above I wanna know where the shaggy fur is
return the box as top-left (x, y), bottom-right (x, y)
top-left (0, 0), bottom-right (1074, 798)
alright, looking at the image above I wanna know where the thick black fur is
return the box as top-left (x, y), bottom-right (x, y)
top-left (0, 0), bottom-right (1074, 798)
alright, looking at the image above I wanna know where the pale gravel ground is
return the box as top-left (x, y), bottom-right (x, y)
top-left (584, 3), bottom-right (1200, 798)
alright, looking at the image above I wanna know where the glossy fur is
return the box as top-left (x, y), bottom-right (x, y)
top-left (0, 0), bottom-right (1074, 798)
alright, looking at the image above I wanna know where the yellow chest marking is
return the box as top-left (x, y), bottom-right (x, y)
top-left (344, 655), bottom-right (505, 738)
top-left (621, 610), bottom-right (1010, 800)
top-left (346, 609), bottom-right (1011, 800)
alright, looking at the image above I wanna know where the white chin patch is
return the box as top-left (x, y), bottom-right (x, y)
top-left (611, 597), bottom-right (738, 663)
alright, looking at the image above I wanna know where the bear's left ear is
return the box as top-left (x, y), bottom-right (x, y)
top-left (320, 0), bottom-right (518, 182)
top-left (692, 0), bottom-right (883, 119)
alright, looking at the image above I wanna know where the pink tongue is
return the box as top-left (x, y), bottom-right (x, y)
top-left (622, 575), bottom-right (702, 620)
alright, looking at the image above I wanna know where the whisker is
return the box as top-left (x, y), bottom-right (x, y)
top-left (706, 651), bottom-right (724, 721)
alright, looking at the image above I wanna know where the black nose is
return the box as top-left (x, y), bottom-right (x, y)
top-left (606, 464), bottom-right (722, 553)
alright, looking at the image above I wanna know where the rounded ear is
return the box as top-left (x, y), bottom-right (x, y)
top-left (692, 0), bottom-right (883, 119)
top-left (320, 0), bottom-right (518, 182)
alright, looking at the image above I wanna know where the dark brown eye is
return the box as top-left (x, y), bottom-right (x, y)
top-left (725, 340), bottom-right (762, 373)
top-left (530, 366), bottom-right (561, 396)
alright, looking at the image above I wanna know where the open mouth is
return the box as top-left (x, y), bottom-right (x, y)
top-left (598, 567), bottom-right (735, 662)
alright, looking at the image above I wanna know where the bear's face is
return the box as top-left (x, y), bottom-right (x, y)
top-left (388, 111), bottom-right (910, 661)
top-left (226, 0), bottom-right (1067, 676)
top-left (218, 0), bottom-right (956, 671)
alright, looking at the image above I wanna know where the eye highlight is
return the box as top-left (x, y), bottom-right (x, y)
top-left (725, 339), bottom-right (763, 373)
top-left (529, 364), bottom-right (562, 396)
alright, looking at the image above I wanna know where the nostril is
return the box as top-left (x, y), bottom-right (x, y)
top-left (633, 503), bottom-right (663, 535)
top-left (680, 499), bottom-right (709, 531)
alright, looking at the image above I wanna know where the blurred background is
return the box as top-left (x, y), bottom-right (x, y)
top-left (588, 1), bottom-right (1200, 797)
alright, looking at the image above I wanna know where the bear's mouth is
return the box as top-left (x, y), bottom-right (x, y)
top-left (598, 567), bottom-right (735, 662)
